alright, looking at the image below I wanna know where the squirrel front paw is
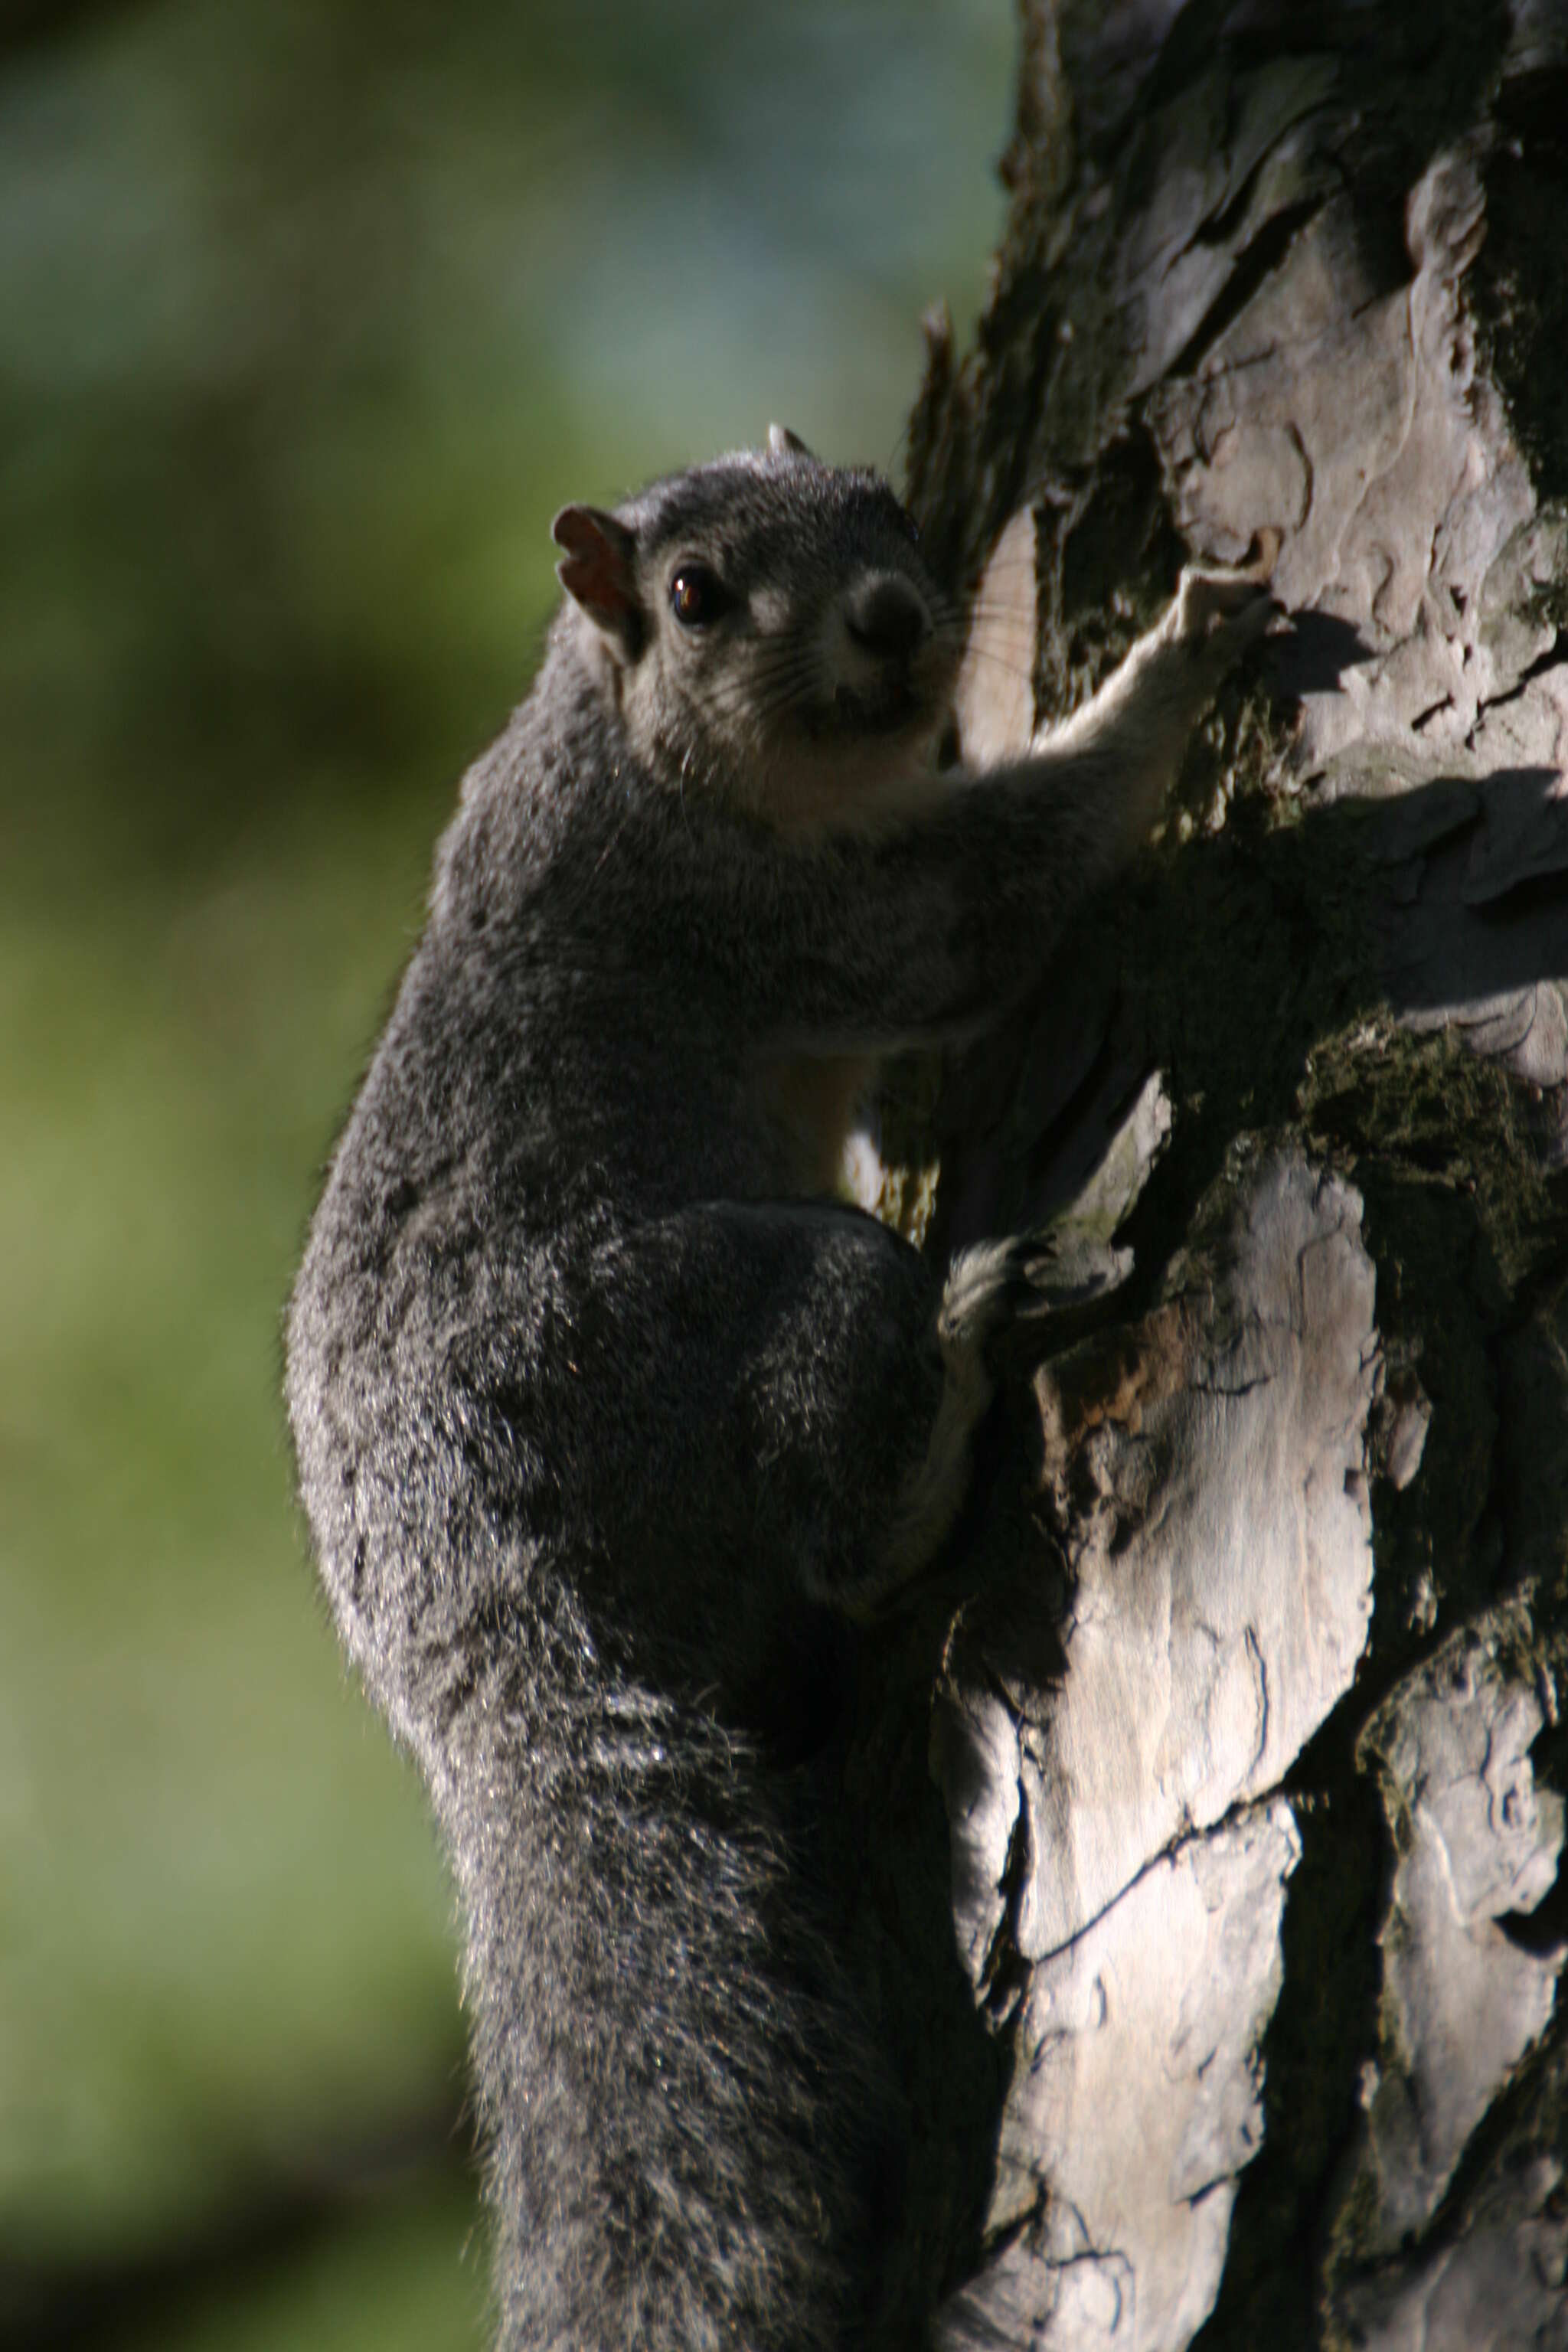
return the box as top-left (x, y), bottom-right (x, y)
top-left (1165, 560), bottom-right (1278, 668)
top-left (1162, 531), bottom-right (1283, 683)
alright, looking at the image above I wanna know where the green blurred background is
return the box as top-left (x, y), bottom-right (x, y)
top-left (0, 2), bottom-right (1012, 2342)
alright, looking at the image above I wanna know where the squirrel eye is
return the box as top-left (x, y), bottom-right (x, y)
top-left (669, 565), bottom-right (724, 628)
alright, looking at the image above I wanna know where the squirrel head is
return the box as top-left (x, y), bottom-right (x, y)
top-left (550, 433), bottom-right (961, 837)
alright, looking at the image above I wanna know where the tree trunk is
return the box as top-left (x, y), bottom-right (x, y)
top-left (857, 6), bottom-right (1568, 2346)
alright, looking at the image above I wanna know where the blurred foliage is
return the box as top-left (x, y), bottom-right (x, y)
top-left (0, 0), bottom-right (1011, 2340)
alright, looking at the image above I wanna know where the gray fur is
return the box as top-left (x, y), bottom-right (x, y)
top-left (286, 441), bottom-right (1266, 2349)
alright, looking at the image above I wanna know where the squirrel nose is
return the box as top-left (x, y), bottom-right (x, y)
top-left (844, 573), bottom-right (930, 662)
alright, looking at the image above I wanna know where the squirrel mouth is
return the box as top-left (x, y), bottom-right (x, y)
top-left (827, 678), bottom-right (926, 736)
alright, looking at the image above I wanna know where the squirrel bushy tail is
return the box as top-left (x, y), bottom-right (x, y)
top-left (443, 1614), bottom-right (885, 2351)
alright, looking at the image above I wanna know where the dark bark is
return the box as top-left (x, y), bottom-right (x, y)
top-left (854, 6), bottom-right (1568, 2345)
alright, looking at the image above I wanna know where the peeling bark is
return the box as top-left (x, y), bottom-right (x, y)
top-left (1356, 1612), bottom-right (1564, 2252)
top-left (940, 1152), bottom-right (1376, 1981)
top-left (858, 5), bottom-right (1568, 2347)
top-left (929, 1150), bottom-right (1375, 2346)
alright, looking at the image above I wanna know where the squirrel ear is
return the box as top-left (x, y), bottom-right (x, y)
top-left (766, 423), bottom-right (815, 462)
top-left (551, 505), bottom-right (644, 659)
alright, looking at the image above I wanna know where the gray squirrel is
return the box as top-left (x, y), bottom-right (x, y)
top-left (285, 426), bottom-right (1270, 2350)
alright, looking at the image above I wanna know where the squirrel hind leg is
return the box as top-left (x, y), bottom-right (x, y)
top-left (874, 1239), bottom-right (1031, 1596)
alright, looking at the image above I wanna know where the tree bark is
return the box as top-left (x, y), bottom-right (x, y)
top-left (855, 6), bottom-right (1568, 2346)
